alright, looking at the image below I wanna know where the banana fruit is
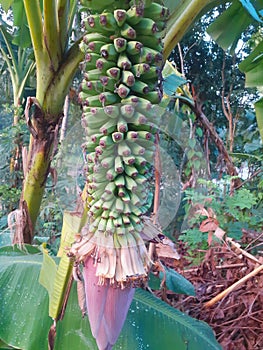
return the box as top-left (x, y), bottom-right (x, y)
top-left (73, 0), bottom-right (168, 286)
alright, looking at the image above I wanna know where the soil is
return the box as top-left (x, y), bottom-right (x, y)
top-left (155, 237), bottom-right (263, 350)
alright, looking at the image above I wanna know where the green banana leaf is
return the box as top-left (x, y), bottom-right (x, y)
top-left (39, 211), bottom-right (82, 319)
top-left (0, 339), bottom-right (14, 349)
top-left (163, 61), bottom-right (187, 96)
top-left (207, 0), bottom-right (263, 141)
top-left (207, 0), bottom-right (253, 53)
top-left (0, 251), bottom-right (221, 350)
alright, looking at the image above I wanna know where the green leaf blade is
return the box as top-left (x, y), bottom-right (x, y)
top-left (207, 1), bottom-right (252, 53)
top-left (0, 255), bottom-right (51, 350)
top-left (116, 289), bottom-right (221, 350)
top-left (0, 254), bottom-right (221, 350)
top-left (161, 267), bottom-right (196, 296)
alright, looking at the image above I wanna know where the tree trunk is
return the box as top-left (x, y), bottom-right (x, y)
top-left (13, 97), bottom-right (62, 244)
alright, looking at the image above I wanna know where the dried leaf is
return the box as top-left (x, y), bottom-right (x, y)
top-left (199, 218), bottom-right (219, 232)
top-left (195, 207), bottom-right (210, 217)
top-left (77, 280), bottom-right (86, 317)
top-left (214, 227), bottom-right (226, 240)
top-left (207, 207), bottom-right (216, 218)
top-left (156, 237), bottom-right (180, 260)
top-left (48, 323), bottom-right (56, 350)
top-left (207, 232), bottom-right (213, 246)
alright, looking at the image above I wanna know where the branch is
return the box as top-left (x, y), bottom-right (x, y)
top-left (176, 95), bottom-right (238, 177)
top-left (221, 53), bottom-right (230, 121)
top-left (205, 264), bottom-right (263, 308)
top-left (177, 43), bottom-right (185, 76)
top-left (234, 168), bottom-right (262, 190)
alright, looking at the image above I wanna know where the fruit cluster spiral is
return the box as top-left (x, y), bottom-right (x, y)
top-left (70, 0), bottom-right (168, 286)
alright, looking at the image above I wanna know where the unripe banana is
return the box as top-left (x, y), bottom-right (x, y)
top-left (114, 155), bottom-right (124, 174)
top-left (75, 0), bottom-right (167, 289)
top-left (120, 23), bottom-right (136, 39)
top-left (126, 41), bottom-right (143, 55)
top-left (100, 43), bottom-right (118, 61)
top-left (143, 2), bottom-right (170, 21)
top-left (121, 71), bottom-right (135, 87)
top-left (136, 34), bottom-right (163, 50)
top-left (117, 52), bottom-right (132, 70)
top-left (83, 33), bottom-right (112, 44)
top-left (126, 5), bottom-right (144, 25)
top-left (133, 18), bottom-right (158, 35)
top-left (114, 9), bottom-right (127, 26)
top-left (113, 37), bottom-right (127, 52)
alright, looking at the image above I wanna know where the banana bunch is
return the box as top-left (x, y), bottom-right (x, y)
top-left (72, 0), bottom-right (168, 287)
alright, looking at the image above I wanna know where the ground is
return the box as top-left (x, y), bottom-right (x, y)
top-left (155, 235), bottom-right (263, 350)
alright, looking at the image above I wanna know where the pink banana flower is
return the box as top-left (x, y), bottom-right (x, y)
top-left (83, 256), bottom-right (135, 350)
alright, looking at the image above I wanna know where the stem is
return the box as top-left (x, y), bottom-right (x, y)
top-left (163, 0), bottom-right (211, 59)
top-left (57, 0), bottom-right (70, 53)
top-left (15, 97), bottom-right (61, 243)
top-left (60, 95), bottom-right (70, 143)
top-left (43, 0), bottom-right (61, 68)
top-left (23, 137), bottom-right (54, 229)
top-left (23, 0), bottom-right (44, 62)
top-left (43, 39), bottom-right (84, 116)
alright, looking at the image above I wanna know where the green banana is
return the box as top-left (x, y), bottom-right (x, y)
top-left (76, 0), bottom-right (168, 289)
top-left (117, 117), bottom-right (128, 133)
top-left (99, 91), bottom-right (120, 106)
top-left (106, 67), bottom-right (121, 80)
top-left (120, 23), bottom-right (136, 39)
top-left (120, 104), bottom-right (135, 118)
top-left (112, 131), bottom-right (124, 143)
top-left (126, 5), bottom-right (144, 25)
top-left (104, 105), bottom-right (120, 118)
top-left (117, 141), bottom-right (131, 157)
top-left (121, 71), bottom-right (135, 87)
top-left (114, 155), bottom-right (124, 174)
top-left (116, 83), bottom-right (130, 98)
top-left (131, 80), bottom-right (150, 95)
top-left (113, 37), bottom-right (127, 53)
top-left (143, 2), bottom-right (169, 20)
top-left (126, 41), bottom-right (143, 55)
top-left (122, 155), bottom-right (136, 165)
top-left (99, 118), bottom-right (117, 135)
top-left (83, 32), bottom-right (112, 44)
top-left (117, 52), bottom-right (132, 70)
top-left (133, 18), bottom-right (158, 35)
top-left (100, 43), bottom-right (118, 61)
top-left (96, 58), bottom-right (116, 71)
top-left (136, 34), bottom-right (163, 50)
top-left (114, 174), bottom-right (125, 188)
top-left (114, 9), bottom-right (127, 26)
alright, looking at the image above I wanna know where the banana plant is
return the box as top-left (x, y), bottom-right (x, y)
top-left (0, 3), bottom-right (35, 119)
top-left (0, 13), bottom-right (35, 186)
top-left (37, 1), bottom-right (222, 349)
top-left (0, 21), bottom-right (35, 124)
top-left (2, 0), bottom-right (84, 244)
top-left (3, 0), bottom-right (219, 245)
top-left (0, 0), bottom-right (229, 349)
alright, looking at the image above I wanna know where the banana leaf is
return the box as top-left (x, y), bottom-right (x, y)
top-left (207, 0), bottom-right (263, 141)
top-left (0, 251), bottom-right (221, 350)
top-left (0, 339), bottom-right (14, 349)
